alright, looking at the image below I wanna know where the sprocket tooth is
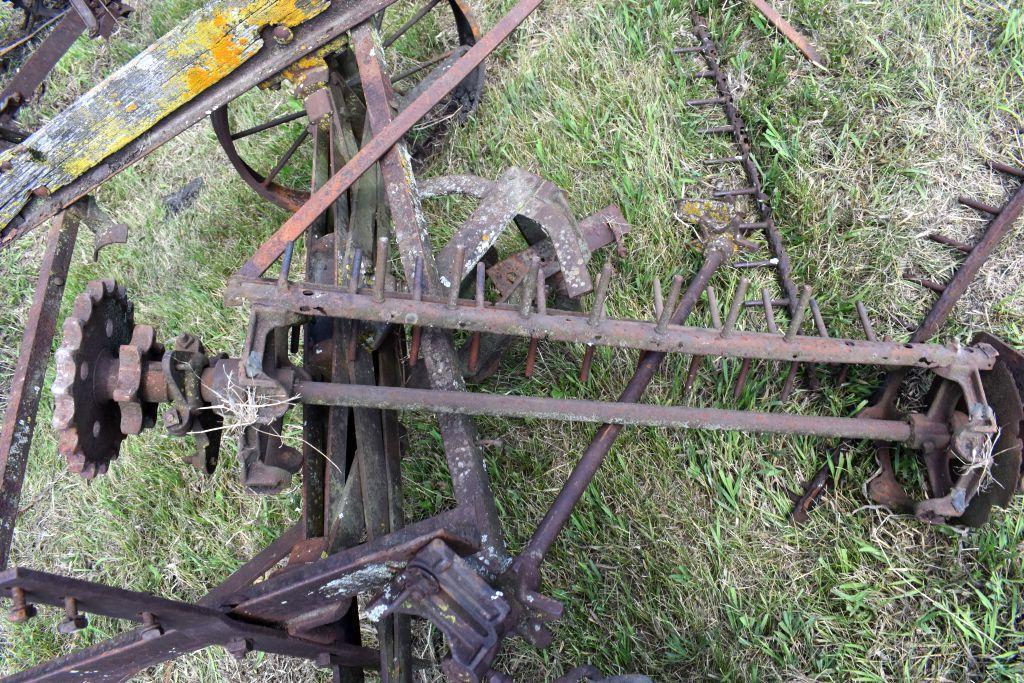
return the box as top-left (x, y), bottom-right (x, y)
top-left (51, 279), bottom-right (138, 479)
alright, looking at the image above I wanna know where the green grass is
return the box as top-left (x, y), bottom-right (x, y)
top-left (1, 0), bottom-right (1024, 680)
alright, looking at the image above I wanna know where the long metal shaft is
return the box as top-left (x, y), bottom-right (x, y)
top-left (226, 276), bottom-right (995, 371)
top-left (293, 380), bottom-right (915, 442)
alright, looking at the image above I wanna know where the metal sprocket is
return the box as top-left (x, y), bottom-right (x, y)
top-left (52, 279), bottom-right (134, 478)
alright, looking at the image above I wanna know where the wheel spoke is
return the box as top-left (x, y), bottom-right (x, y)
top-left (231, 110), bottom-right (307, 140)
top-left (382, 0), bottom-right (443, 48)
top-left (261, 128), bottom-right (310, 187)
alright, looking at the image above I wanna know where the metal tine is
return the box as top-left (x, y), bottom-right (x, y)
top-left (580, 345), bottom-right (595, 383)
top-left (656, 275), bottom-right (684, 334)
top-left (738, 221), bottom-right (770, 230)
top-left (988, 160), bottom-right (1024, 179)
top-left (786, 286), bottom-right (813, 342)
top-left (372, 236), bottom-right (388, 303)
top-left (589, 259), bottom-right (613, 325)
top-left (761, 288), bottom-right (779, 334)
top-left (704, 156), bottom-right (742, 166)
top-left (810, 299), bottom-right (829, 339)
top-left (735, 258), bottom-right (778, 269)
top-left (653, 278), bottom-right (664, 319)
top-left (958, 196), bottom-right (1002, 216)
top-left (778, 286), bottom-right (812, 401)
top-left (524, 256), bottom-right (542, 377)
top-left (927, 233), bottom-right (973, 254)
top-left (581, 260), bottom-right (613, 382)
top-left (682, 286), bottom-right (721, 398)
top-left (346, 246), bottom-right (363, 363)
top-left (903, 273), bottom-right (946, 294)
top-left (714, 187), bottom-right (757, 198)
top-left (737, 288), bottom-right (779, 400)
top-left (348, 248), bottom-right (363, 294)
top-left (409, 256), bottom-right (424, 367)
top-left (521, 255), bottom-right (540, 318)
top-left (526, 274), bottom-right (547, 378)
top-left (448, 245), bottom-right (465, 310)
top-left (721, 277), bottom-right (750, 338)
top-left (856, 301), bottom-right (877, 341)
top-left (468, 262), bottom-right (485, 374)
top-left (276, 241), bottom-right (296, 292)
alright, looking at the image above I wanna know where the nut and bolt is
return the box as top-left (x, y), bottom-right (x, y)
top-left (7, 587), bottom-right (37, 623)
top-left (57, 596), bottom-right (88, 634)
top-left (271, 25), bottom-right (293, 45)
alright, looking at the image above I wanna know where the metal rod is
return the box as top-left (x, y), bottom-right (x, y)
top-left (958, 196), bottom-right (1001, 215)
top-left (227, 277), bottom-right (996, 371)
top-left (231, 110), bottom-right (307, 140)
top-left (761, 289), bottom-right (778, 334)
top-left (656, 275), bottom-right (683, 334)
top-left (448, 246), bottom-right (465, 310)
top-left (261, 128), bottom-right (310, 187)
top-left (856, 301), bottom-right (876, 342)
top-left (294, 380), bottom-right (917, 443)
top-left (372, 236), bottom-right (388, 303)
top-left (589, 260), bottom-right (613, 325)
top-left (786, 285), bottom-right (812, 341)
top-left (382, 0), bottom-right (443, 48)
top-left (721, 278), bottom-right (750, 338)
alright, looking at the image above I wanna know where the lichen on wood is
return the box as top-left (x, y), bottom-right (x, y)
top-left (0, 0), bottom-right (331, 232)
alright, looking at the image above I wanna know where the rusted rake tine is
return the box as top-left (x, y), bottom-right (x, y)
top-left (448, 246), bottom-right (466, 310)
top-left (959, 196), bottom-right (1002, 216)
top-left (276, 241), bottom-right (296, 292)
top-left (372, 236), bottom-right (388, 304)
top-left (468, 263), bottom-right (485, 374)
top-left (261, 128), bottom-right (310, 187)
top-left (656, 274), bottom-right (684, 334)
top-left (927, 233), bottom-right (973, 254)
top-left (779, 285), bottom-right (812, 400)
top-left (903, 273), bottom-right (946, 295)
top-left (346, 248), bottom-right (363, 363)
top-left (653, 278), bottom-right (664, 319)
top-left (989, 160), bottom-right (1024, 179)
top-left (409, 256), bottom-right (424, 367)
top-left (581, 260), bottom-right (614, 382)
top-left (524, 256), bottom-right (541, 377)
top-left (382, 0), bottom-right (443, 48)
top-left (856, 301), bottom-right (877, 342)
top-left (736, 288), bottom-right (778, 399)
top-left (682, 286), bottom-right (721, 398)
top-left (721, 278), bottom-right (750, 339)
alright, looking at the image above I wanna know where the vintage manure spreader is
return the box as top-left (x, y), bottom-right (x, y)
top-left (0, 1), bottom-right (1022, 680)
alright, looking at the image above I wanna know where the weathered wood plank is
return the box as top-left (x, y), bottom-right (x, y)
top-left (0, 0), bottom-right (331, 231)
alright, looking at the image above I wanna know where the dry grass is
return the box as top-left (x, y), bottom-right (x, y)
top-left (1, 0), bottom-right (1023, 681)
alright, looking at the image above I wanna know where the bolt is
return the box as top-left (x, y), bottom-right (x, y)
top-left (226, 637), bottom-right (252, 660)
top-left (163, 410), bottom-right (180, 428)
top-left (271, 25), bottom-right (293, 45)
top-left (0, 160), bottom-right (12, 172)
top-left (49, 275), bottom-right (64, 287)
top-left (7, 587), bottom-right (36, 623)
top-left (57, 596), bottom-right (88, 634)
top-left (139, 611), bottom-right (164, 640)
top-left (32, 186), bottom-right (50, 198)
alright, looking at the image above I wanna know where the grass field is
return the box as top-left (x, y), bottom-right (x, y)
top-left (0, 0), bottom-right (1023, 680)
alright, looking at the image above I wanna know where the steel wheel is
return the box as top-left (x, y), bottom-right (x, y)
top-left (211, 0), bottom-right (484, 211)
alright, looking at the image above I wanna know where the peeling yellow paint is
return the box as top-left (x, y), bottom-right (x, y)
top-left (61, 0), bottom-right (330, 178)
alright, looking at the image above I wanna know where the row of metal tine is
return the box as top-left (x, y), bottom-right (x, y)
top-left (5, 586), bottom-right (164, 639)
top-left (906, 161), bottom-right (1024, 295)
top-left (323, 237), bottom-right (890, 403)
top-left (677, 15), bottom-right (834, 400)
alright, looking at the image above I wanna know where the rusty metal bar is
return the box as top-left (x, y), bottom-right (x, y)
top-left (238, 0), bottom-right (543, 278)
top-left (0, 209), bottom-right (79, 570)
top-left (293, 380), bottom-right (917, 442)
top-left (224, 277), bottom-right (996, 371)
